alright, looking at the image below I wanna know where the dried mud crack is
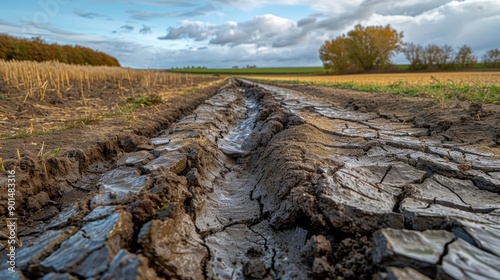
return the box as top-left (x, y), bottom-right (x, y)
top-left (1, 79), bottom-right (500, 279)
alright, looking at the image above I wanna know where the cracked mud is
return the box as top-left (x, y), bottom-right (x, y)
top-left (1, 79), bottom-right (500, 279)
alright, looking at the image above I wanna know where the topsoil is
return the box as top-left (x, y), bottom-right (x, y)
top-left (0, 76), bottom-right (224, 223)
top-left (0, 78), bottom-right (499, 279)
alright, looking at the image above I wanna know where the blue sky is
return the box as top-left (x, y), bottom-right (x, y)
top-left (0, 0), bottom-right (499, 68)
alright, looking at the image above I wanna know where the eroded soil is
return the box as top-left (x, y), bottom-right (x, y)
top-left (1, 79), bottom-right (500, 279)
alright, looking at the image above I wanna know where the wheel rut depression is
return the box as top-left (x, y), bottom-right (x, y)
top-left (2, 79), bottom-right (500, 279)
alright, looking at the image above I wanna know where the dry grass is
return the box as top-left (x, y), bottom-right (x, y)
top-left (245, 72), bottom-right (500, 85)
top-left (247, 72), bottom-right (500, 104)
top-left (0, 60), bottom-right (222, 139)
top-left (0, 59), bottom-right (198, 101)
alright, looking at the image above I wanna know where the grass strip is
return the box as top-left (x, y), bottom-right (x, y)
top-left (251, 76), bottom-right (500, 105)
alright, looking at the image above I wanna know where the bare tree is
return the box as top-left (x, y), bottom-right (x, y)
top-left (424, 44), bottom-right (442, 69)
top-left (483, 48), bottom-right (500, 68)
top-left (402, 43), bottom-right (425, 70)
top-left (455, 45), bottom-right (477, 68)
top-left (437, 44), bottom-right (455, 69)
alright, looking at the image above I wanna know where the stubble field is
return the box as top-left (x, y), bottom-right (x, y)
top-left (244, 71), bottom-right (500, 104)
top-left (246, 71), bottom-right (500, 84)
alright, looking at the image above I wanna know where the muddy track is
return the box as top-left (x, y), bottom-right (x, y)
top-left (1, 79), bottom-right (500, 279)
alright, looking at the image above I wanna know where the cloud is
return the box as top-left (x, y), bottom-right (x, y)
top-left (158, 21), bottom-right (213, 41)
top-left (315, 0), bottom-right (389, 30)
top-left (133, 0), bottom-right (198, 7)
top-left (380, 0), bottom-right (455, 16)
top-left (128, 11), bottom-right (174, 20)
top-left (127, 4), bottom-right (217, 20)
top-left (151, 40), bottom-right (322, 68)
top-left (120, 25), bottom-right (134, 32)
top-left (152, 0), bottom-right (500, 68)
top-left (74, 10), bottom-right (108, 19)
top-left (297, 16), bottom-right (317, 27)
top-left (91, 0), bottom-right (198, 7)
top-left (139, 25), bottom-right (152, 34)
top-left (369, 0), bottom-right (500, 50)
top-left (159, 14), bottom-right (315, 48)
top-left (3, 0), bottom-right (500, 69)
top-left (0, 17), bottom-right (161, 68)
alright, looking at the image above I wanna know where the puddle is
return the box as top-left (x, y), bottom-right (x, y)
top-left (218, 98), bottom-right (259, 157)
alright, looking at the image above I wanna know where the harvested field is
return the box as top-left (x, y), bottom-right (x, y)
top-left (246, 71), bottom-right (500, 85)
top-left (245, 72), bottom-right (500, 104)
top-left (1, 78), bottom-right (500, 279)
top-left (0, 60), bottom-right (220, 152)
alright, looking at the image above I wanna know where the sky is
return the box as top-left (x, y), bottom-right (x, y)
top-left (0, 0), bottom-right (499, 68)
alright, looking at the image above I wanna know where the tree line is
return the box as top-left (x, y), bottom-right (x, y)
top-left (0, 34), bottom-right (120, 67)
top-left (319, 25), bottom-right (499, 73)
top-left (403, 43), bottom-right (499, 70)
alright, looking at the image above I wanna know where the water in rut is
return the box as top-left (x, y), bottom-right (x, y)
top-left (1, 79), bottom-right (500, 279)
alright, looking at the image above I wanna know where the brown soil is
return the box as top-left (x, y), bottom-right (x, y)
top-left (271, 81), bottom-right (500, 147)
top-left (1, 78), bottom-right (499, 279)
top-left (0, 76), bottom-right (225, 223)
top-left (0, 76), bottom-right (222, 159)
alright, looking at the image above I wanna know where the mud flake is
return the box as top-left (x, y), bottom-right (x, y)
top-left (437, 238), bottom-right (500, 279)
top-left (373, 228), bottom-right (454, 277)
top-left (139, 152), bottom-right (187, 174)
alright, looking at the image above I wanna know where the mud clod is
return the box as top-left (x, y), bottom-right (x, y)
top-left (243, 258), bottom-right (268, 279)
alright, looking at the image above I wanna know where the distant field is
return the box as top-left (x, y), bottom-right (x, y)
top-left (169, 65), bottom-right (494, 75)
top-left (245, 72), bottom-right (500, 104)
top-left (244, 72), bottom-right (500, 85)
top-left (170, 67), bottom-right (500, 103)
top-left (169, 67), bottom-right (325, 75)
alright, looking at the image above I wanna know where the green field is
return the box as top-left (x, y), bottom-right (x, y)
top-left (169, 67), bottom-right (326, 75)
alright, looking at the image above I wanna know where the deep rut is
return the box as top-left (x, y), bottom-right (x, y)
top-left (1, 79), bottom-right (500, 279)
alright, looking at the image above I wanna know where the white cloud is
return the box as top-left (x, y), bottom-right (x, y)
top-left (127, 4), bottom-right (217, 20)
top-left (371, 0), bottom-right (500, 49)
top-left (2, 0), bottom-right (499, 68)
top-left (159, 14), bottom-right (314, 48)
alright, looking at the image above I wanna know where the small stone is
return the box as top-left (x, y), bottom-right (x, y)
top-left (243, 258), bottom-right (268, 279)
top-left (316, 167), bottom-right (327, 174)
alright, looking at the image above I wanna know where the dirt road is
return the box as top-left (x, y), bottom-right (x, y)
top-left (1, 79), bottom-right (500, 279)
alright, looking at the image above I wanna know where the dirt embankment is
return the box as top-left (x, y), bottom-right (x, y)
top-left (0, 79), bottom-right (225, 226)
top-left (1, 78), bottom-right (500, 279)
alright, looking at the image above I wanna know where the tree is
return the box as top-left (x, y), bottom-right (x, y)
top-left (0, 34), bottom-right (120, 66)
top-left (319, 36), bottom-right (357, 73)
top-left (423, 44), bottom-right (442, 69)
top-left (483, 48), bottom-right (500, 68)
top-left (404, 43), bottom-right (456, 70)
top-left (436, 44), bottom-right (455, 70)
top-left (319, 24), bottom-right (404, 73)
top-left (455, 45), bottom-right (477, 68)
top-left (402, 43), bottom-right (425, 70)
